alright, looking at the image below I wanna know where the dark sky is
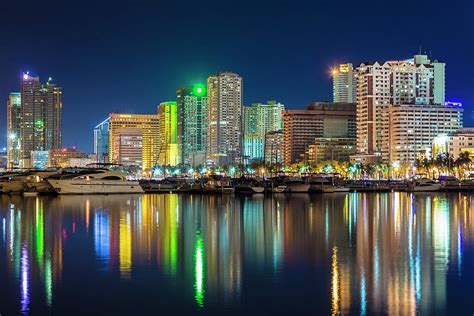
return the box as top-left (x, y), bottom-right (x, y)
top-left (1, 0), bottom-right (473, 152)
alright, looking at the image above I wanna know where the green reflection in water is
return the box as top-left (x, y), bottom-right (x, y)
top-left (36, 199), bottom-right (44, 267)
top-left (45, 255), bottom-right (52, 306)
top-left (194, 232), bottom-right (205, 307)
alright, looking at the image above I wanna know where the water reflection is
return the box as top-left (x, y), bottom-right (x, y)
top-left (0, 193), bottom-right (472, 314)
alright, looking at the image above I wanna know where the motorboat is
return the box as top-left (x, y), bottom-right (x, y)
top-left (438, 176), bottom-right (460, 191)
top-left (24, 170), bottom-right (62, 194)
top-left (201, 177), bottom-right (235, 194)
top-left (407, 178), bottom-right (441, 192)
top-left (140, 178), bottom-right (180, 193)
top-left (280, 177), bottom-right (310, 193)
top-left (47, 168), bottom-right (143, 194)
top-left (460, 176), bottom-right (474, 190)
top-left (235, 178), bottom-right (265, 194)
top-left (0, 172), bottom-right (27, 194)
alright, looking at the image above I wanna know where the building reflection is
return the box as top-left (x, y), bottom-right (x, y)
top-left (0, 192), bottom-right (472, 314)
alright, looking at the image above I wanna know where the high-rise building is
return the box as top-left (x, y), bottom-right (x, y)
top-left (283, 102), bottom-right (356, 165)
top-left (243, 101), bottom-right (284, 163)
top-left (177, 85), bottom-right (207, 165)
top-left (207, 72), bottom-right (243, 165)
top-left (18, 74), bottom-right (62, 168)
top-left (356, 54), bottom-right (446, 160)
top-left (157, 102), bottom-right (179, 166)
top-left (386, 102), bottom-right (462, 163)
top-left (93, 117), bottom-right (110, 163)
top-left (332, 63), bottom-right (357, 103)
top-left (109, 113), bottom-right (160, 171)
top-left (264, 130), bottom-right (284, 164)
top-left (7, 92), bottom-right (21, 169)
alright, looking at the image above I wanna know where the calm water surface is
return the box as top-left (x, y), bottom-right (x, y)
top-left (0, 193), bottom-right (472, 315)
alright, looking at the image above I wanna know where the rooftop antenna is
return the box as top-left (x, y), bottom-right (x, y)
top-left (418, 45), bottom-right (422, 55)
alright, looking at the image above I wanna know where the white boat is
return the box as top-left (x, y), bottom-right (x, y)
top-left (408, 178), bottom-right (441, 192)
top-left (282, 177), bottom-right (310, 193)
top-left (47, 169), bottom-right (143, 194)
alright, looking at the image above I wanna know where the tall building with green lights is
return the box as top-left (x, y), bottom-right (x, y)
top-left (207, 72), bottom-right (243, 165)
top-left (177, 84), bottom-right (208, 166)
top-left (243, 101), bottom-right (284, 163)
top-left (158, 101), bottom-right (179, 166)
top-left (19, 73), bottom-right (62, 168)
top-left (7, 92), bottom-right (21, 169)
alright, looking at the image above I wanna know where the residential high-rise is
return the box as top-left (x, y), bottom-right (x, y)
top-left (109, 113), bottom-right (160, 171)
top-left (19, 74), bottom-right (62, 168)
top-left (177, 85), bottom-right (207, 165)
top-left (332, 63), bottom-right (357, 103)
top-left (157, 102), bottom-right (179, 166)
top-left (386, 102), bottom-right (462, 163)
top-left (264, 130), bottom-right (284, 164)
top-left (243, 101), bottom-right (284, 163)
top-left (207, 72), bottom-right (243, 165)
top-left (356, 54), bottom-right (446, 160)
top-left (7, 92), bottom-right (21, 169)
top-left (93, 117), bottom-right (110, 163)
top-left (283, 102), bottom-right (356, 165)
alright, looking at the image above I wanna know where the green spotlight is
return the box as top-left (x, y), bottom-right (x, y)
top-left (193, 84), bottom-right (206, 96)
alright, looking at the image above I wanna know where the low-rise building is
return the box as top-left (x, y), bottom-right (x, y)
top-left (48, 148), bottom-right (87, 168)
top-left (307, 138), bottom-right (356, 164)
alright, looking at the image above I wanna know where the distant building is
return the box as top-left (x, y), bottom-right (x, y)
top-left (207, 72), bottom-right (243, 165)
top-left (356, 54), bottom-right (446, 159)
top-left (243, 101), bottom-right (284, 163)
top-left (332, 63), bottom-right (357, 103)
top-left (0, 147), bottom-right (7, 171)
top-left (48, 148), bottom-right (87, 168)
top-left (264, 130), bottom-right (284, 164)
top-left (30, 151), bottom-right (49, 169)
top-left (19, 74), bottom-right (62, 168)
top-left (112, 128), bottom-right (143, 167)
top-left (433, 127), bottom-right (474, 159)
top-left (177, 85), bottom-right (208, 165)
top-left (6, 92), bottom-right (21, 169)
top-left (283, 102), bottom-right (356, 165)
top-left (243, 134), bottom-right (264, 164)
top-left (109, 113), bottom-right (160, 171)
top-left (157, 102), bottom-right (179, 166)
top-left (307, 138), bottom-right (356, 164)
top-left (93, 117), bottom-right (110, 163)
top-left (386, 102), bottom-right (463, 163)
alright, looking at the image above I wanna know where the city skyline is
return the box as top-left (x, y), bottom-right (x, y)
top-left (1, 0), bottom-right (472, 152)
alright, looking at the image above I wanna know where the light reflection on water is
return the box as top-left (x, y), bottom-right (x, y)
top-left (0, 193), bottom-right (472, 315)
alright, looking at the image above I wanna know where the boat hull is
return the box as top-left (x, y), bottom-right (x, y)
top-left (0, 181), bottom-right (25, 194)
top-left (48, 179), bottom-right (144, 194)
top-left (284, 184), bottom-right (310, 193)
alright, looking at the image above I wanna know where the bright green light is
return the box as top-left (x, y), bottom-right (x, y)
top-left (35, 120), bottom-right (44, 129)
top-left (193, 84), bottom-right (206, 96)
top-left (194, 233), bottom-right (205, 307)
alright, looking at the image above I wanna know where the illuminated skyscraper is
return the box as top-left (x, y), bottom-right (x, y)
top-left (177, 85), bottom-right (207, 165)
top-left (93, 117), bottom-right (110, 163)
top-left (19, 74), bottom-right (62, 168)
top-left (109, 113), bottom-right (160, 171)
top-left (356, 54), bottom-right (446, 161)
top-left (7, 92), bottom-right (21, 169)
top-left (207, 72), bottom-right (243, 165)
top-left (157, 102), bottom-right (179, 166)
top-left (243, 101), bottom-right (284, 162)
top-left (332, 63), bottom-right (356, 103)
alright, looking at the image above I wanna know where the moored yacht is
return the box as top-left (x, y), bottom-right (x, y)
top-left (408, 178), bottom-right (441, 192)
top-left (281, 177), bottom-right (310, 193)
top-left (48, 168), bottom-right (143, 194)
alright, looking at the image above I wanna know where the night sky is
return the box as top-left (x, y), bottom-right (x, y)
top-left (1, 0), bottom-right (473, 152)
